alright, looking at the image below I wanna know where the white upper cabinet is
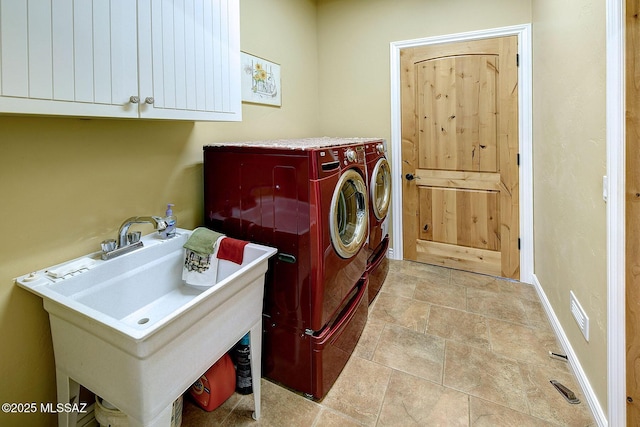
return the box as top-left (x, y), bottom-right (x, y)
top-left (0, 0), bottom-right (139, 118)
top-left (0, 0), bottom-right (241, 121)
top-left (137, 0), bottom-right (241, 120)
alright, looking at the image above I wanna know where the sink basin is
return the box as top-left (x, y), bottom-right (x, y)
top-left (15, 228), bottom-right (276, 427)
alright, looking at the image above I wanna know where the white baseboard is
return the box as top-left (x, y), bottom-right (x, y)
top-left (387, 247), bottom-right (396, 260)
top-left (531, 274), bottom-right (607, 426)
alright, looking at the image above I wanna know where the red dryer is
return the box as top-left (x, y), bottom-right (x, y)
top-left (364, 140), bottom-right (391, 304)
top-left (203, 138), bottom-right (371, 399)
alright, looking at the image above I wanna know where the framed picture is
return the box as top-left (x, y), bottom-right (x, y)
top-left (241, 52), bottom-right (281, 107)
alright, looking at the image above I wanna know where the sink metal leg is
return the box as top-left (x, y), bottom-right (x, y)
top-left (250, 321), bottom-right (262, 421)
top-left (55, 368), bottom-right (79, 427)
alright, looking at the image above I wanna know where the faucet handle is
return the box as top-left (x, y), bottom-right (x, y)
top-left (127, 231), bottom-right (142, 245)
top-left (101, 239), bottom-right (117, 253)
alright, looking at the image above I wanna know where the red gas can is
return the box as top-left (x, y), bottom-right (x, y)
top-left (189, 353), bottom-right (236, 411)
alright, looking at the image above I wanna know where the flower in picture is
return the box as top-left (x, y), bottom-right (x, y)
top-left (255, 69), bottom-right (268, 82)
top-left (242, 53), bottom-right (280, 104)
top-left (251, 61), bottom-right (277, 98)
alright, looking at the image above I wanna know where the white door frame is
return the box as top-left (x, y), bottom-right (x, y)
top-left (606, 0), bottom-right (625, 425)
top-left (388, 24), bottom-right (534, 284)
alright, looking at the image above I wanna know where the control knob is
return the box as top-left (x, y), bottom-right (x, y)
top-left (376, 143), bottom-right (386, 153)
top-left (345, 148), bottom-right (357, 162)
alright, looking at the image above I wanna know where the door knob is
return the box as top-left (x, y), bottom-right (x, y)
top-left (405, 173), bottom-right (415, 181)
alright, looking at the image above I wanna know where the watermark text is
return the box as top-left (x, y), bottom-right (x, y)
top-left (2, 402), bottom-right (88, 414)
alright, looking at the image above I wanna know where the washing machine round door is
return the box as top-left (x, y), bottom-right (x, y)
top-left (371, 158), bottom-right (391, 220)
top-left (330, 168), bottom-right (369, 258)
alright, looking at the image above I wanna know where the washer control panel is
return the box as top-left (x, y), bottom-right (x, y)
top-left (314, 145), bottom-right (365, 178)
top-left (337, 145), bottom-right (365, 165)
top-left (363, 140), bottom-right (387, 161)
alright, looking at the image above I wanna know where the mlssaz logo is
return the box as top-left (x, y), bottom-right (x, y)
top-left (40, 402), bottom-right (88, 413)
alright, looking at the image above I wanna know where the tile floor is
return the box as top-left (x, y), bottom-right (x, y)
top-left (182, 260), bottom-right (596, 426)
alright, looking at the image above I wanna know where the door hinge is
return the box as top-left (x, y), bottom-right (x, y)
top-left (518, 238), bottom-right (521, 250)
top-left (516, 53), bottom-right (520, 67)
top-left (517, 153), bottom-right (520, 166)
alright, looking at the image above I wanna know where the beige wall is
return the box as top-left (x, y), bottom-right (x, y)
top-left (532, 0), bottom-right (608, 411)
top-left (0, 1), bottom-right (319, 426)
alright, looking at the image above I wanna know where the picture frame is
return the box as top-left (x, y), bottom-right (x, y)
top-left (241, 52), bottom-right (281, 107)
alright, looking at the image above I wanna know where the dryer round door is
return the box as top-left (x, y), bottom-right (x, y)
top-left (370, 158), bottom-right (391, 220)
top-left (330, 168), bottom-right (369, 259)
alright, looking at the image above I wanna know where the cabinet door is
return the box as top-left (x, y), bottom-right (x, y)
top-left (137, 0), bottom-right (242, 121)
top-left (0, 0), bottom-right (139, 118)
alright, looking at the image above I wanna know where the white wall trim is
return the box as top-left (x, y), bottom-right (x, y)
top-left (606, 0), bottom-right (626, 425)
top-left (387, 247), bottom-right (394, 260)
top-left (389, 24), bottom-right (534, 284)
top-left (532, 274), bottom-right (607, 426)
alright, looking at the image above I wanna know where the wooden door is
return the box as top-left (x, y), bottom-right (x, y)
top-left (401, 36), bottom-right (519, 279)
top-left (627, 0), bottom-right (640, 423)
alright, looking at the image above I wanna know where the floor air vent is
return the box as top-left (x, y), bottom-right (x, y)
top-left (570, 291), bottom-right (589, 341)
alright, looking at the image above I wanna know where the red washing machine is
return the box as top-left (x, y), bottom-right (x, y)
top-left (203, 138), bottom-right (370, 399)
top-left (364, 140), bottom-right (391, 304)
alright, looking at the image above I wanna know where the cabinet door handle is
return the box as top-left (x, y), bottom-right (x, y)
top-left (144, 97), bottom-right (155, 105)
top-left (129, 96), bottom-right (140, 104)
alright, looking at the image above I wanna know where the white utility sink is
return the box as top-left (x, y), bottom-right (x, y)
top-left (15, 228), bottom-right (276, 427)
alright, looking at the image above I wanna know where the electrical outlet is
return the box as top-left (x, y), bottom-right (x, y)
top-left (570, 291), bottom-right (589, 341)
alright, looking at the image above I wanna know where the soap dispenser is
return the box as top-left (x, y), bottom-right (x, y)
top-left (161, 203), bottom-right (177, 238)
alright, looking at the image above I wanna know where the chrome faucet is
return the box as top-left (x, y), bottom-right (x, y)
top-left (117, 216), bottom-right (168, 248)
top-left (101, 216), bottom-right (168, 260)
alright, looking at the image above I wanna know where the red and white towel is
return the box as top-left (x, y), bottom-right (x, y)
top-left (182, 229), bottom-right (250, 289)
